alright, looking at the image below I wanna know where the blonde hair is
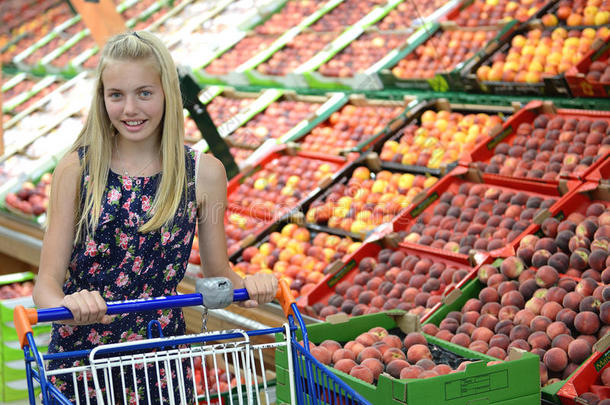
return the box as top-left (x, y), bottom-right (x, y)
top-left (72, 31), bottom-right (186, 243)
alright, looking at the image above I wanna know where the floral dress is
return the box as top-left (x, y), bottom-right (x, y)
top-left (48, 146), bottom-right (199, 404)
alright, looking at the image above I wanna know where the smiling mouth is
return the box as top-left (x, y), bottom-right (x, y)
top-left (124, 120), bottom-right (145, 126)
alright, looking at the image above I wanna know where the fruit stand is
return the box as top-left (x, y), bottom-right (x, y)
top-left (2, 0), bottom-right (610, 403)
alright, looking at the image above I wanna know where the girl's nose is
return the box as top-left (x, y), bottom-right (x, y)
top-left (124, 95), bottom-right (138, 115)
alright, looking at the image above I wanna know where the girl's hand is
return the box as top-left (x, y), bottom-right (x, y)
top-left (60, 290), bottom-right (113, 325)
top-left (242, 273), bottom-right (279, 308)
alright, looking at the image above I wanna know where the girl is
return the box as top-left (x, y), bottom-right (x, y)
top-left (32, 30), bottom-right (277, 403)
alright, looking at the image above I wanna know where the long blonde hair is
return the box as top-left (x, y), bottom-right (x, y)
top-left (72, 31), bottom-right (186, 243)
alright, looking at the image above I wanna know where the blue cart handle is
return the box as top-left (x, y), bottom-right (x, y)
top-left (14, 277), bottom-right (295, 349)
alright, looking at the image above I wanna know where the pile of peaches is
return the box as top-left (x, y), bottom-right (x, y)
top-left (424, 202), bottom-right (610, 386)
top-left (310, 329), bottom-right (502, 384)
top-left (4, 173), bottom-right (51, 217)
top-left (205, 95), bottom-right (255, 127)
top-left (540, 0), bottom-right (609, 26)
top-left (390, 29), bottom-right (497, 80)
top-left (473, 114), bottom-right (610, 180)
top-left (475, 26), bottom-right (610, 83)
top-left (307, 246), bottom-right (473, 320)
top-left (377, 0), bottom-right (450, 30)
top-left (398, 183), bottom-right (558, 255)
top-left (305, 167), bottom-right (438, 235)
top-left (452, 0), bottom-right (550, 26)
top-left (254, 0), bottom-right (323, 35)
top-left (379, 109), bottom-right (504, 169)
top-left (582, 53), bottom-right (610, 84)
top-left (297, 104), bottom-right (403, 155)
top-left (232, 223), bottom-right (360, 297)
top-left (205, 35), bottom-right (280, 76)
top-left (229, 155), bottom-right (340, 217)
top-left (228, 100), bottom-right (321, 148)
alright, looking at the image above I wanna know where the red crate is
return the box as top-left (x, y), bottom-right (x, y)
top-left (296, 239), bottom-right (491, 323)
top-left (227, 145), bottom-right (352, 221)
top-left (565, 36), bottom-right (610, 98)
top-left (464, 100), bottom-right (610, 185)
top-left (558, 335), bottom-right (610, 405)
top-left (390, 165), bottom-right (577, 261)
top-left (586, 154), bottom-right (610, 183)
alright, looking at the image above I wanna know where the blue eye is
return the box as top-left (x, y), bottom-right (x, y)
top-left (140, 90), bottom-right (152, 97)
top-left (109, 92), bottom-right (121, 99)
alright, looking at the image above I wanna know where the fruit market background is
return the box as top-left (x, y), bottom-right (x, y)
top-left (1, 0), bottom-right (610, 403)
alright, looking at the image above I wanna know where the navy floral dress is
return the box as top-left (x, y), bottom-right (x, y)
top-left (48, 146), bottom-right (199, 404)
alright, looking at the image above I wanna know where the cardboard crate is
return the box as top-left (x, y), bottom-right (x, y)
top-left (296, 239), bottom-right (491, 323)
top-left (558, 335), bottom-right (610, 405)
top-left (390, 165), bottom-right (576, 262)
top-left (464, 100), bottom-right (610, 186)
top-left (371, 98), bottom-right (515, 176)
top-left (586, 155), bottom-right (610, 183)
top-left (274, 311), bottom-right (541, 405)
top-left (565, 35), bottom-right (610, 98)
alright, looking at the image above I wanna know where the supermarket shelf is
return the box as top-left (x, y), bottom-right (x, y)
top-left (0, 213), bottom-right (42, 267)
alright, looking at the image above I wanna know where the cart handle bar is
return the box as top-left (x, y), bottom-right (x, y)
top-left (14, 277), bottom-right (294, 349)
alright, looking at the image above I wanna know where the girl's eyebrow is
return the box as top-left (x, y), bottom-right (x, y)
top-left (105, 85), bottom-right (155, 92)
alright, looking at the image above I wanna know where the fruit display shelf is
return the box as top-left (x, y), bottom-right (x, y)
top-left (274, 311), bottom-right (541, 405)
top-left (1, 73), bottom-right (60, 116)
top-left (1, 72), bottom-right (91, 161)
top-left (168, 0), bottom-right (290, 80)
top-left (377, 21), bottom-right (518, 92)
top-left (226, 144), bottom-right (352, 226)
top-left (389, 164), bottom-right (578, 262)
top-left (565, 35), bottom-right (610, 98)
top-left (557, 334), bottom-right (610, 405)
top-left (8, 0), bottom-right (141, 76)
top-left (0, 2), bottom-right (80, 66)
top-left (239, 0), bottom-right (403, 88)
top-left (282, 94), bottom-right (409, 156)
top-left (295, 238), bottom-right (491, 323)
top-left (230, 218), bottom-right (362, 299)
top-left (537, 0), bottom-right (610, 27)
top-left (304, 154), bottom-right (441, 239)
top-left (423, 253), bottom-right (609, 404)
top-left (193, 0), bottom-right (334, 86)
top-left (373, 98), bottom-right (514, 176)
top-left (464, 100), bottom-right (610, 186)
top-left (443, 0), bottom-right (559, 26)
top-left (462, 22), bottom-right (610, 96)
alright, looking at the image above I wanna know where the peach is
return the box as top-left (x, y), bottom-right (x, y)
top-left (451, 333), bottom-right (472, 348)
top-left (386, 359), bottom-right (410, 378)
top-left (320, 340), bottom-right (342, 355)
top-left (416, 358), bottom-right (436, 371)
top-left (574, 312), bottom-right (600, 335)
top-left (547, 321), bottom-right (570, 340)
top-left (356, 332), bottom-right (380, 347)
top-left (382, 347), bottom-right (407, 365)
top-left (360, 358), bottom-right (384, 380)
top-left (404, 332), bottom-right (428, 349)
top-left (399, 365), bottom-right (424, 379)
top-left (544, 347), bottom-right (568, 372)
top-left (344, 341), bottom-right (365, 357)
top-left (332, 348), bottom-right (356, 364)
top-left (528, 331), bottom-right (551, 350)
top-left (407, 344), bottom-right (432, 364)
top-left (567, 339), bottom-right (592, 364)
top-left (349, 365), bottom-right (374, 383)
top-left (334, 358), bottom-right (357, 374)
top-left (311, 346), bottom-right (332, 365)
top-left (382, 334), bottom-right (403, 349)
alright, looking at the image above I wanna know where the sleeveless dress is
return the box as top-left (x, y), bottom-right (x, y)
top-left (48, 146), bottom-right (199, 404)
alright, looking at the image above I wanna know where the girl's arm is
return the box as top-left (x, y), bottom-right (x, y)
top-left (196, 153), bottom-right (277, 307)
top-left (33, 151), bottom-right (110, 324)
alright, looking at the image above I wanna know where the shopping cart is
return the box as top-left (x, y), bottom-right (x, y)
top-left (14, 277), bottom-right (372, 405)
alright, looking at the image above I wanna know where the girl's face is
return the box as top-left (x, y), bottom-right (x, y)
top-left (102, 58), bottom-right (165, 144)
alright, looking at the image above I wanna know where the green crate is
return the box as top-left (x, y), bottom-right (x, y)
top-left (423, 274), bottom-right (567, 404)
top-left (275, 311), bottom-right (540, 405)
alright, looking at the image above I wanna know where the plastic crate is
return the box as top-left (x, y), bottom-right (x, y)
top-left (378, 21), bottom-right (519, 92)
top-left (565, 35), bottom-right (610, 98)
top-left (296, 239), bottom-right (491, 323)
top-left (372, 98), bottom-right (515, 176)
top-left (283, 94), bottom-right (411, 157)
top-left (390, 165), bottom-right (575, 261)
top-left (275, 311), bottom-right (541, 405)
top-left (460, 22), bottom-right (609, 97)
top-left (557, 335), bottom-right (610, 405)
top-left (464, 100), bottom-right (610, 186)
top-left (304, 153), bottom-right (442, 239)
top-left (227, 144), bottom-right (352, 222)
